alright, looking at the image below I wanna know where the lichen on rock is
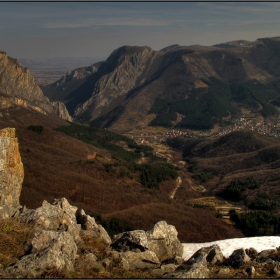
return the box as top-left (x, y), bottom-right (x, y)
top-left (0, 127), bottom-right (23, 207)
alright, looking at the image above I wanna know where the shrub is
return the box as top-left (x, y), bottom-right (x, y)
top-left (248, 197), bottom-right (278, 211)
top-left (230, 210), bottom-right (280, 236)
top-left (91, 214), bottom-right (134, 238)
top-left (218, 178), bottom-right (259, 202)
top-left (27, 125), bottom-right (44, 134)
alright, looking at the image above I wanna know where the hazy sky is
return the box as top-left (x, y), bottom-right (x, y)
top-left (1, 2), bottom-right (280, 61)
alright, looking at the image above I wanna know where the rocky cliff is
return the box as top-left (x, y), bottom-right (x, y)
top-left (73, 46), bottom-right (157, 121)
top-left (0, 50), bottom-right (71, 121)
top-left (42, 37), bottom-right (280, 132)
top-left (0, 128), bottom-right (23, 207)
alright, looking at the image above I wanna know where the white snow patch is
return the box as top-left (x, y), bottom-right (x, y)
top-left (183, 236), bottom-right (280, 261)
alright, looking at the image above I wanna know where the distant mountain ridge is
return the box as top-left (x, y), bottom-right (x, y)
top-left (41, 36), bottom-right (280, 132)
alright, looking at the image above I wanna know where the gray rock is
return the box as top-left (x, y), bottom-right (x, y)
top-left (5, 230), bottom-right (77, 278)
top-left (162, 245), bottom-right (214, 278)
top-left (174, 256), bottom-right (184, 266)
top-left (120, 250), bottom-right (160, 270)
top-left (218, 267), bottom-right (231, 276)
top-left (255, 249), bottom-right (277, 262)
top-left (146, 220), bottom-right (183, 262)
top-left (76, 208), bottom-right (111, 245)
top-left (152, 263), bottom-right (177, 277)
top-left (73, 46), bottom-right (155, 122)
top-left (206, 244), bottom-right (224, 264)
top-left (101, 258), bottom-right (111, 269)
top-left (111, 230), bottom-right (148, 252)
top-left (0, 52), bottom-right (71, 120)
top-left (52, 101), bottom-right (72, 122)
top-left (0, 205), bottom-right (22, 219)
top-left (84, 252), bottom-right (97, 263)
top-left (111, 221), bottom-right (183, 263)
top-left (224, 248), bottom-right (251, 268)
top-left (246, 266), bottom-right (256, 278)
top-left (245, 247), bottom-right (258, 259)
top-left (19, 198), bottom-right (81, 240)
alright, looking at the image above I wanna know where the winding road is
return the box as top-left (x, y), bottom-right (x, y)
top-left (170, 176), bottom-right (182, 199)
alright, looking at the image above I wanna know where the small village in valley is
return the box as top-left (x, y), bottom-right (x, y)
top-left (127, 116), bottom-right (280, 146)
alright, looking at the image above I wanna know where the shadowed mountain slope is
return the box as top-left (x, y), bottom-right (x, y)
top-left (167, 131), bottom-right (280, 209)
top-left (42, 37), bottom-right (280, 132)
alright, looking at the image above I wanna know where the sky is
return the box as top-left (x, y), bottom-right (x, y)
top-left (1, 2), bottom-right (280, 62)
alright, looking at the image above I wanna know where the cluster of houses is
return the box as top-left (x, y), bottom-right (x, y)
top-left (128, 129), bottom-right (191, 144)
top-left (218, 118), bottom-right (280, 137)
top-left (128, 117), bottom-right (280, 145)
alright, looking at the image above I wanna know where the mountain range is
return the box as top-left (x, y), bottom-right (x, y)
top-left (41, 36), bottom-right (280, 133)
top-left (3, 36), bottom-right (280, 243)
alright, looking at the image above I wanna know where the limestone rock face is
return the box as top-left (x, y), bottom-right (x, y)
top-left (0, 50), bottom-right (71, 121)
top-left (5, 230), bottom-right (77, 278)
top-left (0, 128), bottom-right (23, 206)
top-left (52, 101), bottom-right (73, 121)
top-left (55, 64), bottom-right (99, 86)
top-left (0, 51), bottom-right (53, 114)
top-left (73, 46), bottom-right (156, 121)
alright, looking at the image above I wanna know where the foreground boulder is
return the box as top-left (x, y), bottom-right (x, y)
top-left (146, 221), bottom-right (184, 262)
top-left (111, 221), bottom-right (183, 264)
top-left (163, 245), bottom-right (223, 278)
top-left (111, 230), bottom-right (148, 252)
top-left (4, 230), bottom-right (77, 278)
top-left (224, 248), bottom-right (251, 268)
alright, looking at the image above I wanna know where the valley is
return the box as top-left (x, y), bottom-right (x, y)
top-left (3, 36), bottom-right (280, 245)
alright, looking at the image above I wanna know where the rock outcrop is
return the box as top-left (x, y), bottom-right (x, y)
top-left (163, 244), bottom-right (223, 278)
top-left (146, 220), bottom-right (184, 262)
top-left (73, 46), bottom-right (156, 122)
top-left (52, 101), bottom-right (73, 121)
top-left (55, 64), bottom-right (99, 86)
top-left (2, 128), bottom-right (280, 278)
top-left (0, 128), bottom-right (23, 207)
top-left (0, 50), bottom-right (71, 121)
top-left (111, 220), bottom-right (183, 264)
top-left (5, 230), bottom-right (77, 278)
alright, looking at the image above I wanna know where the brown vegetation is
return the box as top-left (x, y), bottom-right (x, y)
top-left (0, 218), bottom-right (34, 268)
top-left (167, 131), bottom-right (280, 209)
top-left (0, 106), bottom-right (243, 243)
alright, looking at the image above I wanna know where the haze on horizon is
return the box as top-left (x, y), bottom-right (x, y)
top-left (1, 2), bottom-right (280, 62)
